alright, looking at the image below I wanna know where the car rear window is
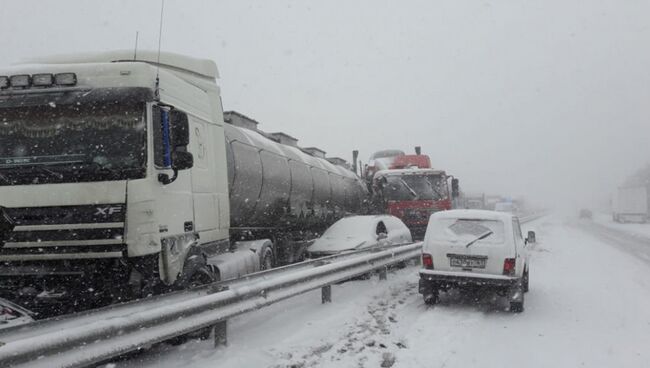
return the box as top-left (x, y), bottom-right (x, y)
top-left (427, 218), bottom-right (506, 244)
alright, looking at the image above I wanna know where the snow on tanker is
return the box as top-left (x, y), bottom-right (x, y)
top-left (0, 51), bottom-right (367, 316)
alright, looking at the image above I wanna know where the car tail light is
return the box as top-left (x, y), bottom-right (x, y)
top-left (422, 253), bottom-right (434, 269)
top-left (503, 258), bottom-right (516, 276)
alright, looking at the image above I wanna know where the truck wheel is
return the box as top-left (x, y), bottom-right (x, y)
top-left (522, 268), bottom-right (530, 293)
top-left (168, 267), bottom-right (216, 345)
top-left (261, 248), bottom-right (274, 271)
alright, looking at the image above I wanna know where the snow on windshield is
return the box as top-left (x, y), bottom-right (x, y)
top-left (428, 218), bottom-right (505, 243)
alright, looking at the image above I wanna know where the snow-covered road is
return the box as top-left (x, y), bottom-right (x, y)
top-left (115, 216), bottom-right (650, 368)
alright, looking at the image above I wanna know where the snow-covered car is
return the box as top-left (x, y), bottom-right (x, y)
top-left (307, 215), bottom-right (413, 257)
top-left (0, 297), bottom-right (34, 330)
top-left (418, 210), bottom-right (533, 312)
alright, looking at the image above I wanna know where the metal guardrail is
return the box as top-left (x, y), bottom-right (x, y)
top-left (0, 242), bottom-right (422, 368)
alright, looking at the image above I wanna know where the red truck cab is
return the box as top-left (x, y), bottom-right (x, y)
top-left (373, 168), bottom-right (452, 239)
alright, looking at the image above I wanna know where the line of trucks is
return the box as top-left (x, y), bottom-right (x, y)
top-left (0, 51), bottom-right (459, 318)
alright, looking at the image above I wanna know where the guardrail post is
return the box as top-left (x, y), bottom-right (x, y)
top-left (379, 266), bottom-right (387, 281)
top-left (321, 285), bottom-right (331, 303)
top-left (214, 320), bottom-right (227, 347)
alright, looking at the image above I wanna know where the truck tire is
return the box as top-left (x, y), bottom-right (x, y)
top-left (261, 247), bottom-right (274, 271)
top-left (168, 266), bottom-right (217, 345)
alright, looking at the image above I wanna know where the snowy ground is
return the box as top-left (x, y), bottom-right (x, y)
top-left (592, 212), bottom-right (650, 239)
top-left (114, 216), bottom-right (650, 368)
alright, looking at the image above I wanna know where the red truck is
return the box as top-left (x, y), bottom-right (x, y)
top-left (366, 148), bottom-right (458, 239)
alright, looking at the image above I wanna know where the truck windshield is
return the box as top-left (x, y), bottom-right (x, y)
top-left (382, 175), bottom-right (448, 201)
top-left (0, 102), bottom-right (146, 185)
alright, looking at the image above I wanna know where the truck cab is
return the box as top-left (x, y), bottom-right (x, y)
top-left (0, 51), bottom-right (232, 314)
top-left (373, 168), bottom-right (452, 239)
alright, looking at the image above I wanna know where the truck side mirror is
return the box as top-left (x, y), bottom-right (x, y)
top-left (170, 110), bottom-right (190, 147)
top-left (155, 107), bottom-right (193, 185)
top-left (172, 151), bottom-right (193, 171)
top-left (526, 230), bottom-right (536, 244)
top-left (451, 178), bottom-right (459, 199)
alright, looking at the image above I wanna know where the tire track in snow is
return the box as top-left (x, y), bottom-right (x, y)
top-left (268, 279), bottom-right (420, 368)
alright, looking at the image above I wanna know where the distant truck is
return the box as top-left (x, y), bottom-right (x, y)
top-left (462, 193), bottom-right (487, 210)
top-left (612, 186), bottom-right (648, 223)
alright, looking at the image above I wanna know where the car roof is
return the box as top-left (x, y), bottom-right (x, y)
top-left (431, 209), bottom-right (514, 221)
top-left (339, 215), bottom-right (397, 223)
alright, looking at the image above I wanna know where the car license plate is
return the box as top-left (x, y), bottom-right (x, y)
top-left (449, 256), bottom-right (486, 269)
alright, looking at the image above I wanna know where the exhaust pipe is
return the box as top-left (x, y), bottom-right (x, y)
top-left (415, 146), bottom-right (421, 155)
top-left (352, 150), bottom-right (359, 174)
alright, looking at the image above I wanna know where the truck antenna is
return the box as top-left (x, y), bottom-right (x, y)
top-left (154, 0), bottom-right (165, 100)
top-left (133, 31), bottom-right (139, 61)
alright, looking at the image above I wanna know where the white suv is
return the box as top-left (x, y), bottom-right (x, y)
top-left (418, 210), bottom-right (533, 312)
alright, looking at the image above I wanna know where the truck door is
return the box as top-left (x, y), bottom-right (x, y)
top-left (189, 117), bottom-right (220, 241)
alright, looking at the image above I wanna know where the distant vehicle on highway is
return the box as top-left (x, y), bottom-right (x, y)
top-left (579, 209), bottom-right (593, 219)
top-left (612, 185), bottom-right (648, 223)
top-left (494, 201), bottom-right (518, 214)
top-left (418, 210), bottom-right (533, 312)
top-left (307, 215), bottom-right (412, 258)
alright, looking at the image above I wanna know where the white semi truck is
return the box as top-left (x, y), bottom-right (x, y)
top-left (0, 51), bottom-right (367, 316)
top-left (612, 186), bottom-right (648, 223)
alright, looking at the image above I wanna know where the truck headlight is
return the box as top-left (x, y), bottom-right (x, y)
top-left (55, 73), bottom-right (77, 86)
top-left (32, 73), bottom-right (54, 87)
top-left (9, 75), bottom-right (30, 88)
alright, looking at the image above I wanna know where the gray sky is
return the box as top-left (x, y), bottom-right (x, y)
top-left (2, 0), bottom-right (650, 209)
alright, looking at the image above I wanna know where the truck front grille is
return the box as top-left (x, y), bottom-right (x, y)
top-left (0, 204), bottom-right (126, 261)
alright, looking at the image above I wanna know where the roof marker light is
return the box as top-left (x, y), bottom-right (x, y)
top-left (55, 73), bottom-right (77, 86)
top-left (32, 73), bottom-right (54, 87)
top-left (10, 75), bottom-right (30, 88)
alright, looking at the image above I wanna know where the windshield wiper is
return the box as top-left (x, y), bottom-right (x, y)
top-left (38, 166), bottom-right (64, 180)
top-left (424, 178), bottom-right (445, 200)
top-left (7, 165), bottom-right (64, 180)
top-left (399, 178), bottom-right (419, 199)
top-left (465, 230), bottom-right (493, 248)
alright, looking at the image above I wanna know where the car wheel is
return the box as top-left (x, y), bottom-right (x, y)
top-left (424, 288), bottom-right (439, 306)
top-left (509, 285), bottom-right (525, 313)
top-left (522, 267), bottom-right (530, 293)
